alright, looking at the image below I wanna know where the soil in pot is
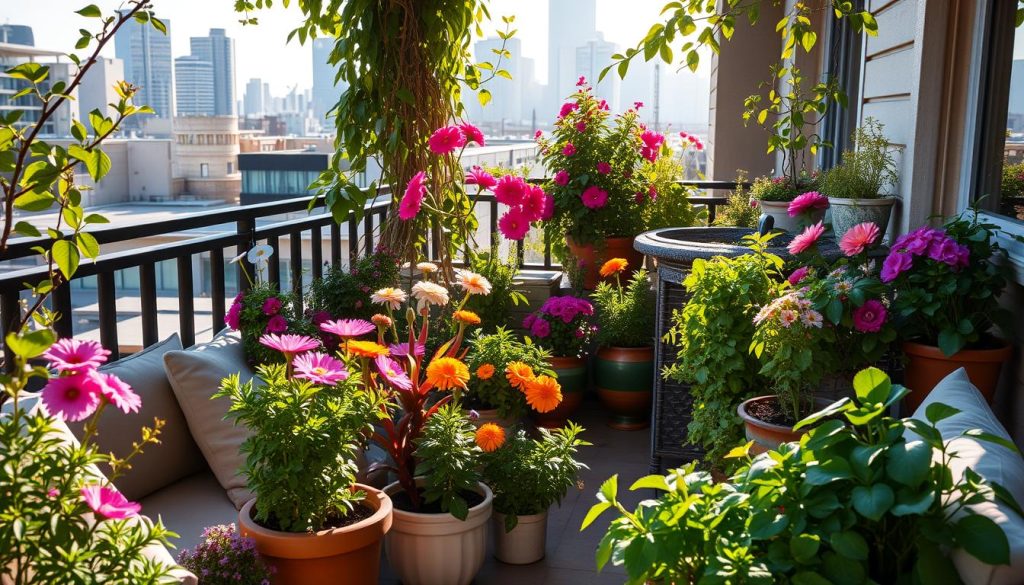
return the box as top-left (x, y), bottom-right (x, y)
top-left (390, 488), bottom-right (486, 514)
top-left (251, 502), bottom-right (376, 532)
top-left (738, 395), bottom-right (837, 455)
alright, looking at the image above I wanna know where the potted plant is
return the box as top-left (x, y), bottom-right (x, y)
top-left (537, 80), bottom-right (661, 288)
top-left (178, 524), bottom-right (274, 585)
top-left (881, 213), bottom-right (1012, 411)
top-left (592, 260), bottom-right (656, 430)
top-left (479, 423), bottom-right (589, 565)
top-left (749, 173), bottom-right (825, 233)
top-left (522, 295), bottom-right (596, 427)
top-left (217, 332), bottom-right (392, 585)
top-left (819, 118), bottom-right (902, 239)
top-left (307, 247), bottom-right (403, 325)
top-left (464, 327), bottom-right (554, 431)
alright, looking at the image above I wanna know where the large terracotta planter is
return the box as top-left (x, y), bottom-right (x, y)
top-left (238, 484), bottom-right (393, 585)
top-left (383, 479), bottom-right (493, 585)
top-left (566, 236), bottom-right (643, 289)
top-left (493, 510), bottom-right (548, 565)
top-left (595, 346), bottom-right (654, 430)
top-left (828, 197), bottom-right (895, 240)
top-left (902, 341), bottom-right (1012, 413)
top-left (737, 396), bottom-right (835, 455)
top-left (756, 200), bottom-right (825, 233)
top-left (534, 355), bottom-right (587, 428)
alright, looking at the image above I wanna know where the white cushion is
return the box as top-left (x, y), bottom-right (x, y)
top-left (912, 368), bottom-right (1024, 585)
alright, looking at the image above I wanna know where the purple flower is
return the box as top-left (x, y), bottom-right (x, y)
top-left (880, 251), bottom-right (914, 282)
top-left (264, 314), bottom-right (288, 333)
top-left (531, 319), bottom-right (551, 338)
top-left (261, 297), bottom-right (282, 316)
top-left (376, 355), bottom-right (413, 391)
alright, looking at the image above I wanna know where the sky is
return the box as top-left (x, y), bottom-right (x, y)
top-left (3, 0), bottom-right (690, 96)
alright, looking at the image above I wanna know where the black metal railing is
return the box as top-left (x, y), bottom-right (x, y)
top-left (0, 180), bottom-right (739, 365)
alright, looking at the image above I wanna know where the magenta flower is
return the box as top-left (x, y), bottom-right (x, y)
top-left (499, 207), bottom-right (532, 241)
top-left (581, 185), bottom-right (609, 210)
top-left (928, 237), bottom-right (967, 267)
top-left (399, 171), bottom-right (427, 221)
top-left (389, 341), bottom-right (425, 358)
top-left (93, 371), bottom-right (142, 414)
top-left (634, 191), bottom-right (645, 204)
top-left (530, 318), bottom-right (551, 338)
top-left (43, 339), bottom-right (111, 374)
top-left (788, 222), bottom-right (825, 255)
top-left (839, 222), bottom-right (880, 256)
top-left (375, 354), bottom-right (413, 391)
top-left (881, 251), bottom-right (914, 282)
top-left (576, 76), bottom-right (587, 87)
top-left (225, 301), bottom-right (241, 330)
top-left (458, 122), bottom-right (485, 146)
top-left (465, 166), bottom-right (497, 190)
top-left (81, 485), bottom-right (141, 519)
top-left (648, 184), bottom-right (657, 201)
top-left (320, 318), bottom-right (375, 338)
top-left (265, 314), bottom-right (288, 333)
top-left (558, 102), bottom-right (577, 118)
top-left (598, 99), bottom-right (609, 111)
top-left (562, 143), bottom-right (576, 157)
top-left (541, 193), bottom-right (554, 220)
top-left (787, 266), bottom-right (811, 285)
top-left (575, 121), bottom-right (587, 133)
top-left (521, 185), bottom-right (548, 221)
top-left (640, 130), bottom-right (665, 162)
top-left (41, 372), bottom-right (103, 422)
top-left (261, 297), bottom-right (282, 316)
top-left (534, 130), bottom-right (542, 139)
top-left (428, 125), bottom-right (466, 154)
top-left (293, 352), bottom-right (349, 385)
top-left (787, 191), bottom-right (829, 218)
top-left (554, 170), bottom-right (570, 186)
top-left (634, 101), bottom-right (644, 110)
top-left (494, 175), bottom-right (527, 207)
top-left (852, 299), bottom-right (888, 333)
top-left (259, 333), bottom-right (319, 357)
top-left (522, 314), bottom-right (537, 330)
top-left (596, 162), bottom-right (611, 175)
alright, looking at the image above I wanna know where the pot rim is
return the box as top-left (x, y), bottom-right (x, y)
top-left (597, 344), bottom-right (654, 353)
top-left (826, 196), bottom-right (896, 205)
top-left (383, 478), bottom-right (493, 526)
top-left (737, 395), bottom-right (836, 433)
top-left (547, 355), bottom-right (587, 366)
top-left (902, 340), bottom-right (1012, 361)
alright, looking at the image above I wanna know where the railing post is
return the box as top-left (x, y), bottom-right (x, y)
top-left (1, 291), bottom-right (19, 373)
top-left (236, 217), bottom-right (256, 294)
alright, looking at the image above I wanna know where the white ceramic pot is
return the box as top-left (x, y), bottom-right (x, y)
top-left (828, 197), bottom-right (895, 240)
top-left (756, 200), bottom-right (825, 233)
top-left (383, 479), bottom-right (493, 585)
top-left (493, 510), bottom-right (548, 565)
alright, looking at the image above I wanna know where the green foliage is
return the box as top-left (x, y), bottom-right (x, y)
top-left (307, 248), bottom-right (402, 322)
top-left (663, 236), bottom-right (782, 464)
top-left (215, 363), bottom-right (385, 532)
top-left (584, 368), bottom-right (1019, 584)
top-left (642, 152), bottom-right (703, 230)
top-left (414, 403), bottom-right (482, 521)
top-left (481, 424), bottom-right (589, 531)
top-left (234, 283), bottom-right (313, 366)
top-left (999, 158), bottom-right (1024, 220)
top-left (461, 250), bottom-right (528, 333)
top-left (819, 118), bottom-right (902, 200)
top-left (592, 269), bottom-right (655, 348)
top-left (714, 173), bottom-right (760, 228)
top-left (464, 327), bottom-right (553, 419)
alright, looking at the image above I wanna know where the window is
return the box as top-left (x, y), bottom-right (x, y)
top-left (200, 163), bottom-right (209, 177)
top-left (227, 161), bottom-right (234, 174)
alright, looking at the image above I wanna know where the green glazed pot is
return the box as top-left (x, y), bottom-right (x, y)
top-left (595, 346), bottom-right (654, 430)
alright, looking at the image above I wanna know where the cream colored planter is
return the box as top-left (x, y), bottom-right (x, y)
top-left (493, 510), bottom-right (548, 565)
top-left (756, 200), bottom-right (825, 233)
top-left (383, 479), bottom-right (492, 585)
top-left (828, 197), bottom-right (895, 240)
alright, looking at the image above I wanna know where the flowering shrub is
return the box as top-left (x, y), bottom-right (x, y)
top-left (459, 251), bottom-right (529, 332)
top-left (881, 214), bottom-right (1010, 356)
top-left (522, 295), bottom-right (596, 358)
top-left (307, 248), bottom-right (402, 327)
top-left (750, 171), bottom-right (819, 202)
top-left (712, 172), bottom-right (760, 228)
top-left (592, 262), bottom-right (654, 348)
top-left (228, 283), bottom-right (311, 366)
top-left (177, 524), bottom-right (273, 585)
top-left (464, 327), bottom-right (553, 420)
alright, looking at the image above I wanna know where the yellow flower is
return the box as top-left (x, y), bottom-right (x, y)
top-left (453, 310), bottom-right (482, 326)
top-left (599, 258), bottom-right (629, 278)
top-left (475, 423), bottom-right (506, 452)
top-left (525, 375), bottom-right (562, 413)
top-left (426, 357), bottom-right (470, 390)
top-left (347, 340), bottom-right (390, 358)
top-left (476, 363), bottom-right (495, 380)
top-left (505, 361), bottom-right (535, 391)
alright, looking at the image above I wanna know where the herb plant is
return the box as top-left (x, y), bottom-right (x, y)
top-left (465, 327), bottom-right (553, 420)
top-left (307, 248), bottom-right (402, 323)
top-left (713, 172), bottom-right (760, 228)
top-left (177, 524), bottom-right (273, 585)
top-left (414, 403), bottom-right (483, 520)
top-left (819, 117), bottom-right (902, 200)
top-left (592, 268), bottom-right (655, 348)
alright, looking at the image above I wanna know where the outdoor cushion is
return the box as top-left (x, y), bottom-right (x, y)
top-left (912, 368), bottom-right (1024, 585)
top-left (140, 469), bottom-right (237, 551)
top-left (69, 333), bottom-right (207, 502)
top-left (163, 329), bottom-right (254, 509)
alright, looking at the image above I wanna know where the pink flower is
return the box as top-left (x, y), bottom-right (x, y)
top-left (596, 162), bottom-right (611, 175)
top-left (43, 339), bottom-right (110, 374)
top-left (265, 314), bottom-right (288, 333)
top-left (581, 186), bottom-right (608, 209)
top-left (554, 170), bottom-right (570, 186)
top-left (576, 121), bottom-right (587, 133)
top-left (598, 99), bottom-right (609, 111)
top-left (499, 207), bottom-right (532, 241)
top-left (640, 130), bottom-right (665, 162)
top-left (293, 352), bottom-right (349, 385)
top-left (634, 101), bottom-right (644, 110)
top-left (534, 130), bottom-right (543, 140)
top-left (693, 140), bottom-right (704, 151)
top-left (389, 341), bottom-right (425, 358)
top-left (558, 103), bottom-right (577, 118)
top-left (375, 355), bottom-right (412, 391)
top-left (261, 297), bottom-right (282, 316)
top-left (494, 175), bottom-right (527, 207)
top-left (648, 184), bottom-right (657, 201)
top-left (634, 191), bottom-right (644, 204)
top-left (576, 76), bottom-right (587, 87)
top-left (778, 310), bottom-right (799, 328)
top-left (521, 185), bottom-right (548, 221)
top-left (839, 222), bottom-right (881, 256)
top-left (225, 300), bottom-right (241, 330)
top-left (458, 122), bottom-right (485, 146)
top-left (787, 266), bottom-right (811, 285)
top-left (787, 191), bottom-right (829, 217)
top-left (522, 314), bottom-right (537, 330)
top-left (399, 171), bottom-right (427, 221)
top-left (465, 166), bottom-right (497, 190)
top-left (540, 194), bottom-right (554, 220)
top-left (81, 485), bottom-right (140, 519)
top-left (41, 372), bottom-right (103, 422)
top-left (259, 333), bottom-right (319, 356)
top-left (749, 199), bottom-right (760, 209)
top-left (428, 125), bottom-right (466, 154)
top-left (562, 143), bottom-right (576, 157)
top-left (320, 318), bottom-right (375, 338)
top-left (530, 318), bottom-right (551, 338)
top-left (928, 237), bottom-right (965, 267)
top-left (787, 222), bottom-right (825, 255)
top-left (881, 251), bottom-right (913, 282)
top-left (93, 371), bottom-right (141, 414)
top-left (852, 299), bottom-right (888, 333)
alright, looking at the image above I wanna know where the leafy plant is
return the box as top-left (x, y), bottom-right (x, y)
top-left (819, 117), bottom-right (902, 200)
top-left (414, 403), bottom-right (483, 520)
top-left (481, 424), bottom-right (589, 532)
top-left (583, 368), bottom-right (1020, 584)
top-left (749, 170), bottom-right (818, 203)
top-left (464, 327), bottom-right (553, 420)
top-left (461, 250), bottom-right (528, 333)
top-left (1000, 158), bottom-right (1024, 220)
top-left (227, 282), bottom-right (313, 367)
top-left (641, 142), bottom-right (703, 230)
top-left (177, 524), bottom-right (273, 585)
top-left (522, 295), bottom-right (596, 359)
top-left (307, 248), bottom-right (402, 323)
top-left (713, 172), bottom-right (760, 228)
top-left (592, 268), bottom-right (654, 348)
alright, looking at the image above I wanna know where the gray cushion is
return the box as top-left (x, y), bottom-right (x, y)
top-left (140, 470), bottom-right (237, 552)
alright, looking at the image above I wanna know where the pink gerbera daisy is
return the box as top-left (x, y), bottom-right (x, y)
top-left (375, 354), bottom-right (413, 391)
top-left (389, 341), bottom-right (425, 358)
top-left (465, 166), bottom-right (497, 190)
top-left (839, 222), bottom-right (881, 257)
top-left (43, 339), bottom-right (111, 374)
top-left (788, 222), bottom-right (826, 255)
top-left (293, 352), bottom-right (349, 385)
top-left (521, 185), bottom-right (548, 221)
top-left (320, 319), bottom-right (375, 338)
top-left (428, 125), bottom-right (466, 154)
top-left (259, 334), bottom-right (320, 357)
top-left (581, 186), bottom-right (608, 210)
top-left (93, 371), bottom-right (142, 414)
top-left (81, 484), bottom-right (141, 519)
top-left (399, 171), bottom-right (427, 221)
top-left (499, 207), bottom-right (532, 241)
top-left (787, 266), bottom-right (811, 285)
top-left (562, 143), bottom-right (576, 157)
top-left (40, 372), bottom-right (103, 422)
top-left (494, 175), bottom-right (527, 207)
top-left (458, 122), bottom-right (485, 146)
top-left (787, 191), bottom-right (829, 217)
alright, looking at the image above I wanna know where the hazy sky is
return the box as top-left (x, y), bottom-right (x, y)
top-left (4, 0), bottom-right (688, 95)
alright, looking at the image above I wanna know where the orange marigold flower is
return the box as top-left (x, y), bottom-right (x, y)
top-left (476, 363), bottom-right (496, 380)
top-left (347, 340), bottom-right (390, 358)
top-left (475, 423), bottom-right (506, 452)
top-left (599, 258), bottom-right (629, 277)
top-left (505, 361), bottom-right (535, 390)
top-left (453, 310), bottom-right (482, 326)
top-left (426, 357), bottom-right (470, 390)
top-left (525, 375), bottom-right (562, 413)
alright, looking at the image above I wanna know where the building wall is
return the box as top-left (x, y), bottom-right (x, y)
top-left (79, 57), bottom-right (124, 130)
top-left (49, 139), bottom-right (176, 205)
top-left (173, 115), bottom-right (241, 202)
top-left (114, 11), bottom-right (173, 122)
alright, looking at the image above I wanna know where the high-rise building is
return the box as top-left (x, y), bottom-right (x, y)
top-left (312, 38), bottom-right (342, 127)
top-left (79, 57), bottom-right (125, 131)
top-left (114, 10), bottom-right (173, 123)
top-left (244, 78), bottom-right (264, 116)
top-left (576, 34), bottom-right (620, 113)
top-left (190, 29), bottom-right (235, 116)
top-left (175, 56), bottom-right (215, 116)
top-left (0, 25), bottom-right (34, 47)
top-left (471, 37), bottom-right (524, 127)
top-left (0, 44), bottom-right (74, 136)
top-left (547, 0), bottom-right (596, 112)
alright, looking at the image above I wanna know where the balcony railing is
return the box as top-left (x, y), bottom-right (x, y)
top-left (0, 180), bottom-right (739, 367)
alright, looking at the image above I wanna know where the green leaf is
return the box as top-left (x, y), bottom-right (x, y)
top-left (851, 483), bottom-right (894, 521)
top-left (991, 480), bottom-right (1024, 518)
top-left (963, 429), bottom-right (1021, 454)
top-left (5, 329), bottom-right (56, 359)
top-left (75, 4), bottom-right (102, 17)
top-left (598, 475), bottom-right (618, 503)
top-left (954, 514), bottom-right (1010, 565)
top-left (852, 366), bottom-right (890, 404)
top-left (915, 541), bottom-right (960, 584)
top-left (75, 232), bottom-right (100, 260)
top-left (792, 572), bottom-right (832, 585)
top-left (830, 531), bottom-right (868, 561)
top-left (68, 144), bottom-right (112, 181)
top-left (886, 440), bottom-right (933, 487)
top-left (477, 88), bottom-right (492, 107)
top-left (794, 397), bottom-right (851, 430)
top-left (724, 441), bottom-right (754, 459)
top-left (629, 475), bottom-right (670, 492)
top-left (580, 501), bottom-right (610, 531)
top-left (790, 533), bottom-right (820, 564)
top-left (804, 458), bottom-right (853, 486)
top-left (890, 489), bottom-right (934, 516)
top-left (83, 213), bottom-right (110, 224)
top-left (937, 329), bottom-right (964, 357)
top-left (51, 239), bottom-right (80, 279)
top-left (14, 221), bottom-right (40, 238)
top-left (14, 191), bottom-right (56, 212)
top-left (925, 402), bottom-right (960, 425)
top-left (749, 511), bottom-right (788, 539)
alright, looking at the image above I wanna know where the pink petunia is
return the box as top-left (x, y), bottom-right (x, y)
top-left (428, 125), bottom-right (466, 154)
top-left (534, 130), bottom-right (543, 140)
top-left (558, 102), bottom-right (577, 118)
top-left (494, 175), bottom-right (527, 207)
top-left (499, 207), bottom-right (532, 241)
top-left (596, 162), bottom-right (611, 175)
top-left (399, 171), bottom-right (427, 221)
top-left (93, 371), bottom-right (142, 414)
top-left (634, 101), bottom-right (644, 110)
top-left (293, 352), bottom-right (349, 385)
top-left (265, 314), bottom-right (288, 334)
top-left (458, 122), bottom-right (485, 146)
top-left (261, 297), bottom-right (282, 316)
top-left (465, 166), bottom-right (497, 190)
top-left (787, 266), bottom-right (811, 285)
top-left (787, 191), bottom-right (829, 218)
top-left (581, 185), bottom-right (608, 210)
top-left (788, 222), bottom-right (825, 255)
top-left (554, 170), bottom-right (570, 186)
top-left (530, 318), bottom-right (551, 338)
top-left (598, 99), bottom-right (609, 111)
top-left (320, 319), bottom-right (375, 338)
top-left (640, 130), bottom-right (665, 162)
top-left (839, 222), bottom-right (880, 257)
top-left (562, 143), bottom-right (576, 157)
top-left (852, 299), bottom-right (888, 333)
top-left (576, 76), bottom-right (587, 87)
top-left (43, 339), bottom-right (111, 374)
top-left (648, 184), bottom-right (657, 201)
top-left (225, 300), bottom-right (242, 330)
top-left (576, 121), bottom-right (587, 133)
top-left (81, 484), bottom-right (140, 519)
top-left (540, 194), bottom-right (554, 221)
top-left (259, 333), bottom-right (319, 356)
top-left (41, 372), bottom-right (103, 422)
top-left (375, 354), bottom-right (413, 391)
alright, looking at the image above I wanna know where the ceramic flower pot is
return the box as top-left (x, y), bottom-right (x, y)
top-left (756, 200), bottom-right (825, 233)
top-left (238, 484), bottom-right (393, 585)
top-left (566, 236), bottom-right (643, 290)
top-left (383, 479), bottom-right (493, 585)
top-left (493, 510), bottom-right (548, 565)
top-left (737, 396), bottom-right (836, 455)
top-left (533, 355), bottom-right (587, 428)
top-left (829, 197), bottom-right (895, 240)
top-left (595, 346), bottom-right (654, 430)
top-left (901, 341), bottom-right (1012, 414)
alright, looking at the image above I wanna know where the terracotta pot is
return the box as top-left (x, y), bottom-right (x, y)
top-left (493, 510), bottom-right (548, 565)
top-left (383, 479), bottom-right (493, 585)
top-left (595, 346), bottom-right (654, 430)
top-left (463, 408), bottom-right (520, 434)
top-left (534, 355), bottom-right (587, 428)
top-left (828, 197), bottom-right (895, 240)
top-left (737, 396), bottom-right (836, 455)
top-left (238, 484), bottom-right (393, 585)
top-left (756, 200), bottom-right (825, 233)
top-left (566, 236), bottom-right (644, 290)
top-left (902, 341), bottom-right (1012, 413)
